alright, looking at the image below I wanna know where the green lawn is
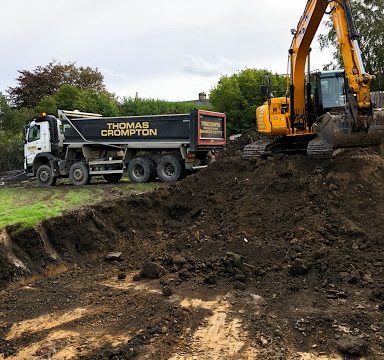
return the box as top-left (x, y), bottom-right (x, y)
top-left (0, 181), bottom-right (157, 230)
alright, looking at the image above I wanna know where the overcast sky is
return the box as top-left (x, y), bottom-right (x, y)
top-left (0, 0), bottom-right (333, 101)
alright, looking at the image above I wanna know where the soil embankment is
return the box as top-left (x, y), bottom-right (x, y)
top-left (1, 147), bottom-right (384, 359)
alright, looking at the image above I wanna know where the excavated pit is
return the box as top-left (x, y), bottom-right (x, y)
top-left (1, 147), bottom-right (384, 359)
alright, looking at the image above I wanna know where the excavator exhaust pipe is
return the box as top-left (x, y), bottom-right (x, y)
top-left (308, 110), bottom-right (384, 157)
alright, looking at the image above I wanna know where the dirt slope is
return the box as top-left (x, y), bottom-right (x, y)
top-left (1, 147), bottom-right (384, 359)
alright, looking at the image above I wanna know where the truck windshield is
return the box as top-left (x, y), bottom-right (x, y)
top-left (27, 124), bottom-right (40, 142)
top-left (320, 76), bottom-right (346, 109)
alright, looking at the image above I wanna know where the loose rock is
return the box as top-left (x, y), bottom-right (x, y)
top-left (337, 336), bottom-right (367, 356)
top-left (289, 258), bottom-right (310, 276)
top-left (117, 272), bottom-right (126, 280)
top-left (162, 286), bottom-right (173, 297)
top-left (104, 252), bottom-right (123, 262)
top-left (140, 262), bottom-right (164, 279)
top-left (132, 274), bottom-right (141, 282)
top-left (204, 275), bottom-right (216, 285)
top-left (234, 281), bottom-right (246, 291)
top-left (171, 254), bottom-right (187, 267)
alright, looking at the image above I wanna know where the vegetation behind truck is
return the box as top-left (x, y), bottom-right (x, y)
top-left (24, 110), bottom-right (226, 186)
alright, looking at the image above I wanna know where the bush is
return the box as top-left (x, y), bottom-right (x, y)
top-left (210, 68), bottom-right (287, 133)
top-left (0, 131), bottom-right (24, 171)
top-left (118, 97), bottom-right (211, 116)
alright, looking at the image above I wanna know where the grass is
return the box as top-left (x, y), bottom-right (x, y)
top-left (0, 180), bottom-right (158, 231)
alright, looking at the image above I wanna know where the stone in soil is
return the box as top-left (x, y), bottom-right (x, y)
top-left (289, 258), bottom-right (310, 276)
top-left (337, 336), bottom-right (368, 356)
top-left (132, 274), bottom-right (141, 282)
top-left (171, 254), bottom-right (187, 267)
top-left (162, 286), bottom-right (173, 297)
top-left (234, 281), bottom-right (246, 291)
top-left (104, 252), bottom-right (123, 262)
top-left (140, 262), bottom-right (164, 279)
top-left (117, 272), bottom-right (126, 280)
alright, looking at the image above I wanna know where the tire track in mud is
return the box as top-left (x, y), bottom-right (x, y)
top-left (169, 297), bottom-right (257, 360)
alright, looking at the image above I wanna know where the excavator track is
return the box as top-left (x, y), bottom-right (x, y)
top-left (243, 136), bottom-right (312, 159)
top-left (242, 140), bottom-right (272, 159)
top-left (307, 137), bottom-right (333, 159)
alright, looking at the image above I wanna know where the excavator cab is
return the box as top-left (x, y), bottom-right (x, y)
top-left (312, 71), bottom-right (347, 112)
top-left (307, 70), bottom-right (348, 119)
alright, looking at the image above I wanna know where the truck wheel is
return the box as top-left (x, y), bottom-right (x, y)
top-left (69, 162), bottom-right (90, 186)
top-left (156, 155), bottom-right (185, 183)
top-left (128, 157), bottom-right (153, 183)
top-left (103, 174), bottom-right (123, 183)
top-left (36, 164), bottom-right (57, 187)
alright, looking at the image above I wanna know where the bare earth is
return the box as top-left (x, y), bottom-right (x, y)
top-left (1, 146), bottom-right (384, 359)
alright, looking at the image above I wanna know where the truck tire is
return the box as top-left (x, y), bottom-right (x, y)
top-left (36, 164), bottom-right (57, 187)
top-left (145, 158), bottom-right (157, 182)
top-left (69, 162), bottom-right (90, 186)
top-left (156, 155), bottom-right (185, 183)
top-left (128, 157), bottom-right (153, 183)
top-left (103, 174), bottom-right (123, 183)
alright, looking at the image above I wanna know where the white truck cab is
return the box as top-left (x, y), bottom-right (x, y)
top-left (25, 111), bottom-right (93, 172)
top-left (25, 120), bottom-right (52, 167)
top-left (24, 114), bottom-right (64, 185)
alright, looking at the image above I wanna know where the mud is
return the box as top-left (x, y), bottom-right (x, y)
top-left (1, 147), bottom-right (384, 359)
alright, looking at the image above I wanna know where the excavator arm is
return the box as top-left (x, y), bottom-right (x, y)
top-left (330, 0), bottom-right (373, 108)
top-left (289, 0), bottom-right (325, 120)
top-left (289, 0), bottom-right (373, 125)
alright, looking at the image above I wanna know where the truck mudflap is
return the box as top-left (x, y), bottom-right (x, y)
top-left (312, 110), bottom-right (384, 150)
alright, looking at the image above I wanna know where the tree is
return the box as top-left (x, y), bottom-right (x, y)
top-left (8, 61), bottom-right (106, 108)
top-left (35, 84), bottom-right (119, 117)
top-left (210, 69), bottom-right (287, 133)
top-left (0, 93), bottom-right (34, 170)
top-left (0, 93), bottom-right (13, 132)
top-left (73, 89), bottom-right (119, 117)
top-left (0, 93), bottom-right (33, 133)
top-left (318, 0), bottom-right (384, 90)
top-left (118, 98), bottom-right (209, 117)
top-left (0, 131), bottom-right (24, 171)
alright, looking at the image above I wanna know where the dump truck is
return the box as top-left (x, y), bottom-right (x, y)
top-left (24, 109), bottom-right (226, 186)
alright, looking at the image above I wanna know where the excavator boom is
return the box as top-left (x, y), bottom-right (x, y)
top-left (289, 0), bottom-right (373, 118)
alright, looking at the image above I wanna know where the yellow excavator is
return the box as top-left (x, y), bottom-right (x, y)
top-left (243, 0), bottom-right (384, 158)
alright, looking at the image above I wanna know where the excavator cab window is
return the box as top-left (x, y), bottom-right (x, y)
top-left (318, 72), bottom-right (346, 111)
top-left (306, 73), bottom-right (320, 114)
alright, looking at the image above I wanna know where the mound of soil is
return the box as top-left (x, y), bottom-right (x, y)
top-left (1, 147), bottom-right (384, 358)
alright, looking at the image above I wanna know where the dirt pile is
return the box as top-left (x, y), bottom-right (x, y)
top-left (1, 147), bottom-right (384, 358)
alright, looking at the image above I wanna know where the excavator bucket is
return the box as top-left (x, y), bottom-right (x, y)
top-left (308, 110), bottom-right (384, 157)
